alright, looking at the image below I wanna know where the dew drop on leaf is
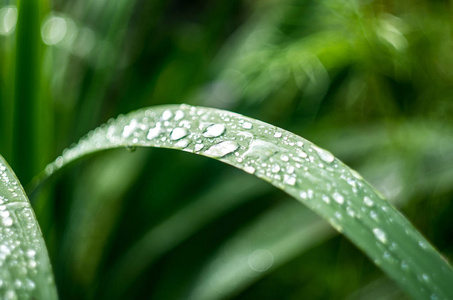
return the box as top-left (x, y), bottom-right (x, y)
top-left (147, 123), bottom-right (162, 140)
top-left (312, 145), bottom-right (335, 163)
top-left (204, 141), bottom-right (239, 158)
top-left (364, 196), bottom-right (374, 207)
top-left (170, 127), bottom-right (189, 141)
top-left (242, 122), bottom-right (253, 129)
top-left (373, 228), bottom-right (387, 244)
top-left (332, 192), bottom-right (344, 204)
top-left (202, 124), bottom-right (226, 138)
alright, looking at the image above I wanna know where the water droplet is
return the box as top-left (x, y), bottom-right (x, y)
top-left (248, 249), bottom-right (274, 272)
top-left (170, 127), bottom-right (189, 141)
top-left (147, 123), bottom-right (163, 140)
top-left (202, 124), bottom-right (225, 138)
top-left (122, 119), bottom-right (137, 138)
top-left (204, 141), bottom-right (239, 158)
top-left (373, 228), bottom-right (387, 244)
top-left (401, 260), bottom-right (409, 271)
top-left (296, 141), bottom-right (303, 147)
top-left (2, 217), bottom-right (13, 227)
top-left (312, 145), bottom-right (335, 163)
top-left (274, 132), bottom-right (282, 138)
top-left (284, 175), bottom-right (296, 186)
top-left (351, 169), bottom-right (363, 180)
top-left (298, 150), bottom-right (307, 158)
top-left (271, 164), bottom-right (281, 173)
top-left (174, 110), bottom-right (185, 120)
top-left (242, 122), bottom-right (253, 129)
top-left (126, 145), bottom-right (136, 152)
top-left (242, 140), bottom-right (279, 160)
top-left (332, 192), bottom-right (344, 204)
top-left (243, 165), bottom-right (255, 174)
top-left (370, 210), bottom-right (378, 221)
top-left (161, 110), bottom-right (172, 120)
top-left (26, 249), bottom-right (36, 258)
top-left (175, 139), bottom-right (190, 149)
top-left (280, 155), bottom-right (289, 162)
top-left (421, 274), bottom-right (430, 282)
top-left (419, 241), bottom-right (428, 250)
top-left (194, 144), bottom-right (204, 152)
top-left (322, 195), bottom-right (331, 204)
top-left (364, 196), bottom-right (374, 207)
top-left (346, 207), bottom-right (356, 217)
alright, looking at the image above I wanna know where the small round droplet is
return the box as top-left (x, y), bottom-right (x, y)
top-left (322, 195), bottom-right (331, 204)
top-left (274, 132), bottom-right (282, 138)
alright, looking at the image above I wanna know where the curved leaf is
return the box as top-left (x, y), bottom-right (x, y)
top-left (0, 155), bottom-right (57, 299)
top-left (40, 104), bottom-right (453, 300)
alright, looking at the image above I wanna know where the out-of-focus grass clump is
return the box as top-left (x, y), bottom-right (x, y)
top-left (1, 0), bottom-right (452, 299)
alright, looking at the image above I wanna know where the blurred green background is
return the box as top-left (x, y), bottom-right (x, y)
top-left (1, 0), bottom-right (453, 299)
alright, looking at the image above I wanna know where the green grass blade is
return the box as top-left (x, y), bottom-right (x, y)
top-left (39, 104), bottom-right (453, 300)
top-left (104, 172), bottom-right (272, 298)
top-left (186, 201), bottom-right (335, 300)
top-left (0, 155), bottom-right (57, 299)
top-left (13, 0), bottom-right (52, 184)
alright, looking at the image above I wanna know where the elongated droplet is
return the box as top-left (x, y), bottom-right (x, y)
top-left (161, 110), bottom-right (172, 120)
top-left (312, 145), bottom-right (334, 163)
top-left (242, 140), bottom-right (279, 159)
top-left (333, 192), bottom-right (344, 204)
top-left (174, 110), bottom-right (184, 120)
top-left (170, 127), bottom-right (189, 140)
top-left (204, 141), bottom-right (239, 158)
top-left (147, 123), bottom-right (162, 140)
top-left (122, 119), bottom-right (137, 138)
top-left (373, 228), bottom-right (387, 244)
top-left (364, 196), bottom-right (374, 207)
top-left (203, 124), bottom-right (225, 138)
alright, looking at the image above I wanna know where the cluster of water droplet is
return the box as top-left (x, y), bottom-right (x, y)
top-left (43, 104), bottom-right (450, 300)
top-left (0, 159), bottom-right (52, 298)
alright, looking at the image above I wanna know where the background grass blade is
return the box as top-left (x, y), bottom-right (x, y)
top-left (12, 0), bottom-right (52, 184)
top-left (103, 172), bottom-right (272, 298)
top-left (39, 104), bottom-right (453, 300)
top-left (0, 155), bottom-right (57, 299)
top-left (186, 201), bottom-right (335, 300)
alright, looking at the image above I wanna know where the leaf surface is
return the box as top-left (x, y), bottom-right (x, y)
top-left (0, 155), bottom-right (57, 299)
